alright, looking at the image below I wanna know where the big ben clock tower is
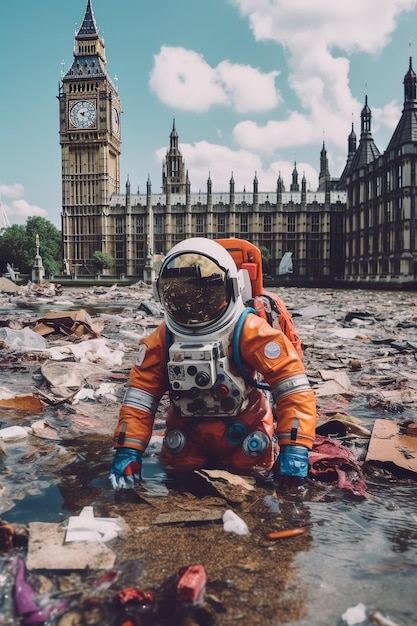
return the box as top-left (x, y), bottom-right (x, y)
top-left (59, 0), bottom-right (121, 275)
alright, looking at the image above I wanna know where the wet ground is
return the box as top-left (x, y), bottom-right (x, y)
top-left (1, 282), bottom-right (417, 625)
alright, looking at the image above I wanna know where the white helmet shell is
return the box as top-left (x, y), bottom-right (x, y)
top-left (157, 237), bottom-right (243, 335)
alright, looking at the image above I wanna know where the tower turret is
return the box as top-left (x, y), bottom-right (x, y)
top-left (162, 118), bottom-right (186, 194)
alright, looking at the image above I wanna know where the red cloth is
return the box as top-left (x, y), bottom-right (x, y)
top-left (309, 435), bottom-right (368, 497)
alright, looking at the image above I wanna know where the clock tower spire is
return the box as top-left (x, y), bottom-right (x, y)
top-left (59, 0), bottom-right (121, 276)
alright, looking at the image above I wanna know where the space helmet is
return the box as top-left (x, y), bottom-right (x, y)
top-left (156, 237), bottom-right (241, 331)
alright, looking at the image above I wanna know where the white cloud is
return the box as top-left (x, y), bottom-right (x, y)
top-left (150, 46), bottom-right (227, 112)
top-left (373, 99), bottom-right (403, 133)
top-left (148, 0), bottom-right (416, 191)
top-left (216, 60), bottom-right (281, 113)
top-left (231, 0), bottom-right (417, 155)
top-left (9, 200), bottom-right (47, 223)
top-left (0, 183), bottom-right (25, 200)
top-left (232, 112), bottom-right (316, 154)
top-left (149, 45), bottom-right (281, 113)
top-left (0, 183), bottom-right (47, 226)
top-left (234, 0), bottom-right (417, 54)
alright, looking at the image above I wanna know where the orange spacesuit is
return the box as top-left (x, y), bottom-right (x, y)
top-left (110, 237), bottom-right (316, 490)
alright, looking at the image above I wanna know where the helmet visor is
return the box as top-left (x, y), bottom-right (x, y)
top-left (158, 252), bottom-right (230, 326)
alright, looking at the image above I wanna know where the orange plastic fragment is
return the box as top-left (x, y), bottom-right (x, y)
top-left (266, 527), bottom-right (307, 540)
top-left (0, 395), bottom-right (43, 412)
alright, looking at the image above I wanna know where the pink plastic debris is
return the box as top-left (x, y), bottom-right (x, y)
top-left (176, 564), bottom-right (207, 606)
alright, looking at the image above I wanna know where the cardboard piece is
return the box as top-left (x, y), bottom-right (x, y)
top-left (27, 309), bottom-right (103, 338)
top-left (365, 418), bottom-right (417, 474)
top-left (314, 370), bottom-right (352, 398)
top-left (316, 413), bottom-right (371, 437)
top-left (26, 522), bottom-right (116, 570)
top-left (0, 395), bottom-right (43, 412)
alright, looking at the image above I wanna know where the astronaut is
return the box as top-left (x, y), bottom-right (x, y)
top-left (110, 237), bottom-right (316, 491)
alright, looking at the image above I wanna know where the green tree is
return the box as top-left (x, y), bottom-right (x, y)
top-left (26, 217), bottom-right (62, 276)
top-left (259, 246), bottom-right (271, 274)
top-left (93, 251), bottom-right (115, 271)
top-left (0, 217), bottom-right (62, 276)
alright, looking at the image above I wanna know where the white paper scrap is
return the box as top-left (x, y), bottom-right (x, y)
top-left (65, 505), bottom-right (123, 543)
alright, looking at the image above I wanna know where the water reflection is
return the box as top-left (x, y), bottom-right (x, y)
top-left (2, 482), bottom-right (67, 524)
top-left (294, 482), bottom-right (417, 625)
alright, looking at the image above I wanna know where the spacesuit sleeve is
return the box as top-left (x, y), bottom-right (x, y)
top-left (239, 313), bottom-right (316, 450)
top-left (113, 322), bottom-right (168, 453)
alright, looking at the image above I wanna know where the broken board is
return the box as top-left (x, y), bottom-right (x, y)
top-left (365, 418), bottom-right (417, 474)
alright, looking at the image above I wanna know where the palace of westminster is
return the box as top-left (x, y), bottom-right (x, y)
top-left (59, 1), bottom-right (417, 285)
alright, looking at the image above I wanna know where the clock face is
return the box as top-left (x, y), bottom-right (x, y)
top-left (112, 108), bottom-right (120, 134)
top-left (70, 101), bottom-right (96, 129)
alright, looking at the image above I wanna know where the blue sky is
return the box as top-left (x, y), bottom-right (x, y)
top-left (1, 0), bottom-right (417, 228)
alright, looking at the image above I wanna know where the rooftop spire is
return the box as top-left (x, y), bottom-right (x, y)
top-left (361, 94), bottom-right (372, 134)
top-left (348, 122), bottom-right (357, 154)
top-left (170, 117), bottom-right (178, 147)
top-left (404, 55), bottom-right (417, 102)
top-left (76, 0), bottom-right (99, 40)
top-left (70, 0), bottom-right (106, 66)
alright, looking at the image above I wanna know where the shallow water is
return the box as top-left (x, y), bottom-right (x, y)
top-left (295, 480), bottom-right (417, 625)
top-left (3, 440), bottom-right (416, 624)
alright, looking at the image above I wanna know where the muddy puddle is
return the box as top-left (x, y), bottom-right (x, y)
top-left (1, 284), bottom-right (417, 625)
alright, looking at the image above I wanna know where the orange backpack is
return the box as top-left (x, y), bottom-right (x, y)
top-left (215, 238), bottom-right (302, 360)
top-left (248, 291), bottom-right (302, 359)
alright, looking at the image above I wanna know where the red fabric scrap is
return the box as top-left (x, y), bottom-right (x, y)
top-left (113, 588), bottom-right (154, 606)
top-left (309, 435), bottom-right (368, 497)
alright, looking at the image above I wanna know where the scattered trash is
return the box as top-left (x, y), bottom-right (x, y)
top-left (40, 361), bottom-right (113, 400)
top-left (195, 469), bottom-right (255, 503)
top-left (314, 370), bottom-right (353, 397)
top-left (27, 309), bottom-right (103, 338)
top-left (341, 602), bottom-right (367, 625)
top-left (316, 412), bottom-right (372, 437)
top-left (26, 522), bottom-right (118, 571)
top-left (0, 327), bottom-right (47, 352)
top-left (113, 588), bottom-right (154, 607)
top-left (65, 506), bottom-right (125, 543)
top-left (0, 394), bottom-right (43, 412)
top-left (0, 425), bottom-right (30, 442)
top-left (365, 418), bottom-right (417, 474)
top-left (222, 509), bottom-right (250, 535)
top-left (309, 435), bottom-right (368, 497)
top-left (176, 564), bottom-right (207, 606)
top-left (39, 338), bottom-right (124, 367)
top-left (14, 557), bottom-right (66, 624)
top-left (327, 327), bottom-right (368, 339)
top-left (370, 610), bottom-right (405, 626)
top-left (293, 304), bottom-right (329, 318)
top-left (266, 527), bottom-right (307, 540)
top-left (0, 522), bottom-right (14, 551)
top-left (138, 300), bottom-right (163, 317)
top-left (30, 419), bottom-right (60, 440)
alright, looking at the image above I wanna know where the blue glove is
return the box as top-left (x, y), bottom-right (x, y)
top-left (109, 448), bottom-right (142, 490)
top-left (274, 445), bottom-right (309, 491)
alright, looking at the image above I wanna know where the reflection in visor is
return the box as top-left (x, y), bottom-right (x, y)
top-left (158, 253), bottom-right (229, 326)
